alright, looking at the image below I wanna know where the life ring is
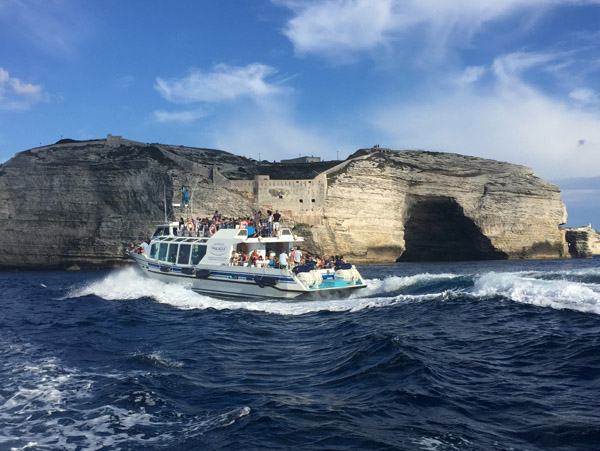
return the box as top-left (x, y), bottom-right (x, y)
top-left (276, 243), bottom-right (284, 253)
top-left (240, 220), bottom-right (247, 229)
top-left (209, 223), bottom-right (217, 236)
top-left (238, 242), bottom-right (248, 253)
top-left (186, 222), bottom-right (194, 233)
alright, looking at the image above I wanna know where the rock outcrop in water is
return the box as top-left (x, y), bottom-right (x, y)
top-left (564, 225), bottom-right (600, 258)
top-left (0, 135), bottom-right (569, 269)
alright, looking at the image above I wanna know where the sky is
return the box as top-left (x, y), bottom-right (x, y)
top-left (0, 0), bottom-right (599, 226)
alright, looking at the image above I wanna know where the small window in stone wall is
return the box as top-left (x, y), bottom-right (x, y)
top-left (299, 199), bottom-right (303, 203)
top-left (311, 199), bottom-right (316, 203)
top-left (279, 195), bottom-right (283, 199)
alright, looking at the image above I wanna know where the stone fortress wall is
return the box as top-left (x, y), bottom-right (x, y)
top-left (211, 168), bottom-right (329, 225)
top-left (171, 152), bottom-right (374, 226)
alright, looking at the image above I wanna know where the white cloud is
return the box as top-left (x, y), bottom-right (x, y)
top-left (152, 109), bottom-right (208, 124)
top-left (370, 51), bottom-right (600, 179)
top-left (155, 63), bottom-right (285, 104)
top-left (280, 0), bottom-right (396, 56)
top-left (458, 66), bottom-right (486, 85)
top-left (569, 87), bottom-right (599, 104)
top-left (276, 0), bottom-right (600, 60)
top-left (0, 67), bottom-right (47, 111)
top-left (10, 78), bottom-right (42, 96)
top-left (154, 61), bottom-right (340, 160)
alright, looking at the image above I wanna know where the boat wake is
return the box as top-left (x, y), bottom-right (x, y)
top-left (67, 265), bottom-right (600, 316)
top-left (473, 271), bottom-right (600, 314)
top-left (0, 332), bottom-right (249, 450)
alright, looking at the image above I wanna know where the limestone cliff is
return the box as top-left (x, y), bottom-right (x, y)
top-left (311, 149), bottom-right (568, 262)
top-left (0, 136), bottom-right (569, 270)
top-left (565, 225), bottom-right (600, 257)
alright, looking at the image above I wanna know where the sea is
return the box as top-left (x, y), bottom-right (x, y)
top-left (1, 258), bottom-right (600, 451)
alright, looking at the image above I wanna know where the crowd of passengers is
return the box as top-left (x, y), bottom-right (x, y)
top-left (177, 209), bottom-right (284, 238)
top-left (230, 246), bottom-right (348, 270)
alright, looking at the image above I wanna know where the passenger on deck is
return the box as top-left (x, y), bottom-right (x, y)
top-left (272, 210), bottom-right (281, 236)
top-left (266, 210), bottom-right (274, 236)
top-left (250, 250), bottom-right (259, 266)
top-left (279, 250), bottom-right (289, 269)
top-left (293, 247), bottom-right (303, 267)
top-left (231, 250), bottom-right (240, 266)
top-left (137, 240), bottom-right (149, 254)
top-left (254, 211), bottom-right (263, 231)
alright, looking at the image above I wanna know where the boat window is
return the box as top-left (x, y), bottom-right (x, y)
top-left (151, 227), bottom-right (169, 238)
top-left (149, 243), bottom-right (159, 259)
top-left (281, 229), bottom-right (292, 236)
top-left (190, 244), bottom-right (207, 265)
top-left (163, 237), bottom-right (174, 242)
top-left (178, 244), bottom-right (191, 265)
top-left (175, 238), bottom-right (186, 242)
top-left (167, 244), bottom-right (178, 263)
top-left (158, 243), bottom-right (168, 261)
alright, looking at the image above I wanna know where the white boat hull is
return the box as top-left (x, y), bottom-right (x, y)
top-left (130, 253), bottom-right (366, 299)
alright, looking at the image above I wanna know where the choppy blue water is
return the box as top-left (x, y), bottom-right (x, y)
top-left (1, 258), bottom-right (600, 450)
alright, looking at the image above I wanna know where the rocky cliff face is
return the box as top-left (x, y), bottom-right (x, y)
top-left (565, 225), bottom-right (600, 257)
top-left (310, 149), bottom-right (568, 262)
top-left (0, 137), bottom-right (569, 269)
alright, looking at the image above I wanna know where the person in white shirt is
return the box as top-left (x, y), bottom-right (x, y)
top-left (293, 248), bottom-right (302, 266)
top-left (138, 241), bottom-right (149, 254)
top-left (279, 251), bottom-right (288, 269)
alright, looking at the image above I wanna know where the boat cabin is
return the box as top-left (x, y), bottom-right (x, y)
top-left (146, 222), bottom-right (302, 268)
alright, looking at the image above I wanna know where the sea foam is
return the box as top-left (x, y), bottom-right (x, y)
top-left (67, 267), bottom-right (455, 316)
top-left (68, 266), bottom-right (600, 316)
top-left (472, 271), bottom-right (600, 314)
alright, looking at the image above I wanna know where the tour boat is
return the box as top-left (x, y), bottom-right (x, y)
top-left (128, 222), bottom-right (367, 299)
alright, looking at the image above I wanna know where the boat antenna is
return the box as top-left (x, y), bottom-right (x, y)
top-left (163, 185), bottom-right (168, 223)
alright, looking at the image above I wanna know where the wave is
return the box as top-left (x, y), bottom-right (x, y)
top-left (66, 265), bottom-right (600, 316)
top-left (0, 333), bottom-right (249, 450)
top-left (67, 268), bottom-right (464, 315)
top-left (472, 271), bottom-right (600, 315)
top-left (130, 351), bottom-right (184, 369)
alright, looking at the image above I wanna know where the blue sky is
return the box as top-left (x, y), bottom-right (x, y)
top-left (1, 0), bottom-right (599, 226)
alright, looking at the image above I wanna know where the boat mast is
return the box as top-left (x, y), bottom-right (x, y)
top-left (163, 185), bottom-right (168, 223)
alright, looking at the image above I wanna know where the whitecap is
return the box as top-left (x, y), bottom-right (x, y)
top-left (132, 350), bottom-right (184, 369)
top-left (472, 271), bottom-right (600, 314)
